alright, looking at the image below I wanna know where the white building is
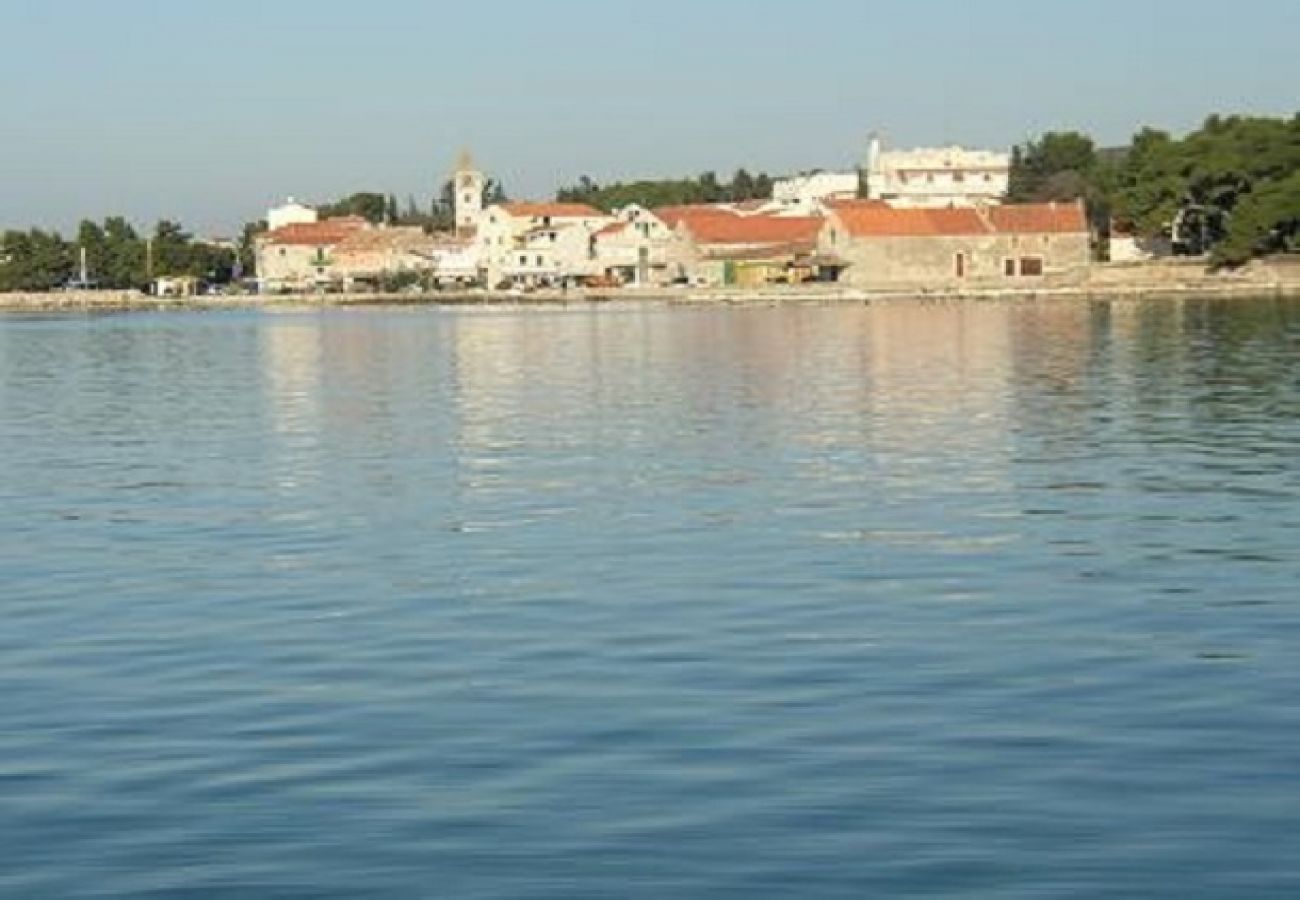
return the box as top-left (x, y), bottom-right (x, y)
top-left (267, 198), bottom-right (319, 232)
top-left (865, 136), bottom-right (1010, 208)
top-left (428, 235), bottom-right (482, 285)
top-left (772, 171), bottom-right (860, 213)
top-left (591, 205), bottom-right (678, 285)
top-left (476, 202), bottom-right (612, 287)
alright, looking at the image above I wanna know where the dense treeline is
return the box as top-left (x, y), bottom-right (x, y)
top-left (556, 169), bottom-right (777, 211)
top-left (1009, 114), bottom-right (1299, 265)
top-left (0, 218), bottom-right (237, 292)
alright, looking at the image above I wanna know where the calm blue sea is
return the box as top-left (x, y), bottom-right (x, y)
top-left (1, 299), bottom-right (1298, 898)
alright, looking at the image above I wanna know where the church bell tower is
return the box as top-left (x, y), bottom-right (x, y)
top-left (453, 150), bottom-right (486, 234)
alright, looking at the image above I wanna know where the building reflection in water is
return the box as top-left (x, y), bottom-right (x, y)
top-left (260, 313), bottom-right (325, 496)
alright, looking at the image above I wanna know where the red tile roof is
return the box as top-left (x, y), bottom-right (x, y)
top-left (681, 214), bottom-right (824, 247)
top-left (595, 221), bottom-right (630, 238)
top-left (654, 205), bottom-right (739, 230)
top-left (500, 202), bottom-right (605, 219)
top-left (262, 217), bottom-right (369, 246)
top-left (827, 200), bottom-right (1086, 238)
top-left (987, 202), bottom-right (1089, 234)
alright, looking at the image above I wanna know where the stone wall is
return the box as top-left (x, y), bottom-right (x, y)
top-left (827, 232), bottom-right (1091, 289)
top-left (0, 290), bottom-right (154, 309)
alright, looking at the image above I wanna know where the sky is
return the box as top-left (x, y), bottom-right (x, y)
top-left (1, 0), bottom-right (1296, 235)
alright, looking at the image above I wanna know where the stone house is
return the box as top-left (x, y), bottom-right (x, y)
top-left (254, 217), bottom-right (369, 292)
top-left (658, 206), bottom-right (824, 286)
top-left (819, 200), bottom-right (1091, 288)
top-left (330, 227), bottom-right (440, 289)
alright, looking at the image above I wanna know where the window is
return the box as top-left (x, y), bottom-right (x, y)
top-left (1020, 257), bottom-right (1044, 277)
top-left (955, 252), bottom-right (967, 279)
top-left (953, 172), bottom-right (965, 184)
top-left (519, 255), bottom-right (527, 266)
top-left (536, 255), bottom-right (544, 267)
top-left (1004, 259), bottom-right (1016, 277)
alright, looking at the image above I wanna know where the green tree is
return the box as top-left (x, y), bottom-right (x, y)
top-left (320, 192), bottom-right (387, 224)
top-left (1008, 131), bottom-right (1099, 202)
top-left (1111, 113), bottom-right (1300, 262)
top-left (237, 221), bottom-right (266, 281)
top-left (1211, 168), bottom-right (1300, 265)
top-left (0, 229), bottom-right (74, 291)
top-left (484, 178), bottom-right (508, 206)
top-left (729, 169), bottom-right (756, 202)
top-left (103, 217), bottom-right (146, 288)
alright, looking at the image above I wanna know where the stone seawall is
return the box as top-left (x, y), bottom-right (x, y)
top-left (3, 259), bottom-right (1298, 311)
top-left (0, 291), bottom-right (194, 311)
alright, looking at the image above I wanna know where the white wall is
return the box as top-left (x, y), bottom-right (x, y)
top-left (867, 147), bottom-right (1010, 207)
top-left (267, 201), bottom-right (318, 232)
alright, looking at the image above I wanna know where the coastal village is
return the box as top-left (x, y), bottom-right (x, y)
top-left (252, 139), bottom-right (1101, 297)
top-left (4, 115), bottom-right (1296, 305)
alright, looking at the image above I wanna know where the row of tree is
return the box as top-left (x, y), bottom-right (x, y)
top-left (0, 219), bottom-right (237, 293)
top-left (1008, 113), bottom-right (1299, 265)
top-left (315, 179), bottom-right (509, 230)
top-left (556, 169), bottom-right (779, 211)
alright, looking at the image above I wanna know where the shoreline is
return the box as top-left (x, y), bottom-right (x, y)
top-left (2, 276), bottom-right (1298, 313)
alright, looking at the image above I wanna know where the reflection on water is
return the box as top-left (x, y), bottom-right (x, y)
top-left (1, 298), bottom-right (1298, 898)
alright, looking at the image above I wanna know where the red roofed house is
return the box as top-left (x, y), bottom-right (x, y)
top-left (660, 205), bottom-right (825, 286)
top-left (819, 200), bottom-right (1090, 288)
top-left (255, 217), bottom-right (370, 292)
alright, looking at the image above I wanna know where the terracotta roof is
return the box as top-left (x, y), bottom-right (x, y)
top-left (262, 217), bottom-right (369, 246)
top-left (987, 202), bottom-right (1088, 234)
top-left (334, 226), bottom-right (437, 255)
top-left (500, 202), bottom-right (605, 219)
top-left (827, 200), bottom-right (1087, 238)
top-left (595, 222), bottom-right (630, 238)
top-left (681, 214), bottom-right (824, 247)
top-left (654, 205), bottom-right (739, 230)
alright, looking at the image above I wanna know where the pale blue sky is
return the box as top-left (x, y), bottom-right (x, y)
top-left (1, 0), bottom-right (1296, 234)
